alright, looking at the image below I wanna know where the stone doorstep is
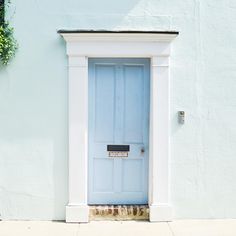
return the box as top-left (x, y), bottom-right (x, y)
top-left (89, 205), bottom-right (149, 221)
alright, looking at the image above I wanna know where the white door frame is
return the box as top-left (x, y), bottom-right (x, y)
top-left (59, 31), bottom-right (178, 222)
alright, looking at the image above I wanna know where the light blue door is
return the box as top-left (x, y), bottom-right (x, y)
top-left (88, 58), bottom-right (150, 204)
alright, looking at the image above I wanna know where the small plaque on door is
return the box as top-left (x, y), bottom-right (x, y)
top-left (108, 151), bottom-right (128, 158)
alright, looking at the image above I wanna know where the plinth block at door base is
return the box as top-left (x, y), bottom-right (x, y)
top-left (149, 205), bottom-right (173, 222)
top-left (66, 205), bottom-right (89, 223)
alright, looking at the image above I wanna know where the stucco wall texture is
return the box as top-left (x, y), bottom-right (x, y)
top-left (0, 0), bottom-right (236, 220)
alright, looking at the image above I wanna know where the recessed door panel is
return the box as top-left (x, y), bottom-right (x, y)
top-left (123, 65), bottom-right (144, 143)
top-left (93, 159), bottom-right (114, 192)
top-left (94, 65), bottom-right (116, 142)
top-left (122, 159), bottom-right (143, 192)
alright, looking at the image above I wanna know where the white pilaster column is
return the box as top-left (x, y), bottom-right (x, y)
top-left (149, 56), bottom-right (172, 221)
top-left (66, 55), bottom-right (89, 223)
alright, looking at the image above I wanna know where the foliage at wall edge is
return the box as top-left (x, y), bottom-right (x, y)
top-left (0, 0), bottom-right (17, 66)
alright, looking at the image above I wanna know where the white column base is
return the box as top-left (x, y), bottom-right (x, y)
top-left (66, 205), bottom-right (89, 223)
top-left (149, 205), bottom-right (173, 222)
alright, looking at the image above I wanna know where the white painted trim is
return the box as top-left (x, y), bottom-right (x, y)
top-left (60, 32), bottom-right (177, 223)
top-left (66, 205), bottom-right (89, 223)
top-left (60, 33), bottom-right (177, 42)
top-left (67, 56), bottom-right (89, 222)
top-left (149, 56), bottom-right (171, 222)
top-left (149, 205), bottom-right (173, 222)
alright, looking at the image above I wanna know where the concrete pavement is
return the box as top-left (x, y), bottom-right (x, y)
top-left (0, 220), bottom-right (236, 236)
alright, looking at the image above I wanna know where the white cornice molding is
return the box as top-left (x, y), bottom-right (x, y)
top-left (59, 32), bottom-right (178, 43)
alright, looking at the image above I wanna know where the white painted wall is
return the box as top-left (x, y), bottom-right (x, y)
top-left (0, 0), bottom-right (236, 220)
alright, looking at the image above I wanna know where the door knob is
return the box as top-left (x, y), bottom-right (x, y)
top-left (141, 147), bottom-right (145, 154)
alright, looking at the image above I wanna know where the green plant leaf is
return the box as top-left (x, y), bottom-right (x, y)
top-left (0, 0), bottom-right (17, 65)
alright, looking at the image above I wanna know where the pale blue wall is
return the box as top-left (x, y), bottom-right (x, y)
top-left (0, 0), bottom-right (236, 220)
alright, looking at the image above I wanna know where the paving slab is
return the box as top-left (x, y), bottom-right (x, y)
top-left (78, 221), bottom-right (172, 236)
top-left (169, 219), bottom-right (236, 236)
top-left (0, 221), bottom-right (79, 236)
top-left (0, 220), bottom-right (236, 236)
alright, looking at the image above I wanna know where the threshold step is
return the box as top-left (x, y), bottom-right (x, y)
top-left (89, 205), bottom-right (149, 221)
